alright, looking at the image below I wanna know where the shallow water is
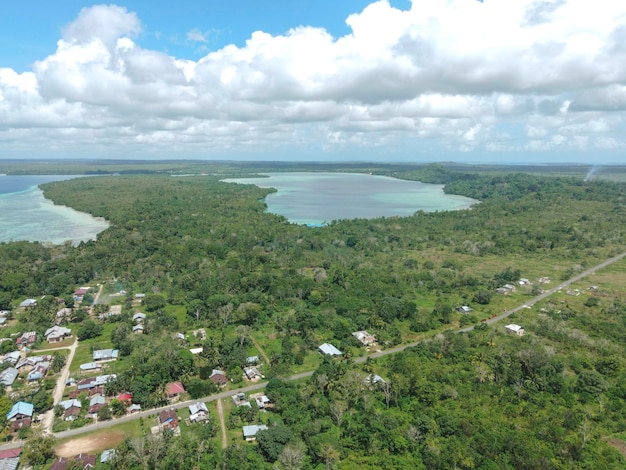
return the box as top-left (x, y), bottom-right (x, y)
top-left (223, 172), bottom-right (478, 225)
top-left (0, 175), bottom-right (109, 245)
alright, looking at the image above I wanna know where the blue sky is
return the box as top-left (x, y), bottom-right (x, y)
top-left (1, 1), bottom-right (409, 72)
top-left (0, 1), bottom-right (625, 163)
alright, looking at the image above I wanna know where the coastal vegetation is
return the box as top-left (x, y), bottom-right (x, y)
top-left (1, 163), bottom-right (626, 468)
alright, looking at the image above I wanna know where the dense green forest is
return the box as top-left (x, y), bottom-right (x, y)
top-left (2, 164), bottom-right (626, 468)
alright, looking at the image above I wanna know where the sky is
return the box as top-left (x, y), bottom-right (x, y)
top-left (0, 0), bottom-right (625, 163)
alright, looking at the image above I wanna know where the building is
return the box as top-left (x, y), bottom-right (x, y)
top-left (132, 324), bottom-right (144, 334)
top-left (166, 381), bottom-right (186, 400)
top-left (158, 409), bottom-right (180, 431)
top-left (16, 331), bottom-right (37, 348)
top-left (189, 402), bottom-right (209, 423)
top-left (50, 453), bottom-right (96, 470)
top-left (250, 393), bottom-right (272, 410)
top-left (243, 424), bottom-right (268, 441)
top-left (456, 306), bottom-right (473, 314)
top-left (79, 362), bottom-right (101, 372)
top-left (352, 331), bottom-right (377, 346)
top-left (56, 307), bottom-right (73, 324)
top-left (209, 369), bottom-right (228, 386)
top-left (244, 366), bottom-right (263, 380)
top-left (77, 374), bottom-right (117, 391)
top-left (319, 343), bottom-right (342, 356)
top-left (87, 395), bottom-right (106, 417)
top-left (93, 349), bottom-right (119, 362)
top-left (505, 324), bottom-right (525, 336)
top-left (100, 449), bottom-right (115, 464)
top-left (6, 401), bottom-right (34, 430)
top-left (1, 351), bottom-right (20, 366)
top-left (18, 299), bottom-right (37, 309)
top-left (0, 367), bottom-right (18, 387)
top-left (0, 448), bottom-right (21, 470)
top-left (45, 325), bottom-right (72, 343)
top-left (132, 312), bottom-right (146, 323)
top-left (26, 362), bottom-right (50, 381)
top-left (59, 399), bottom-right (82, 421)
top-left (232, 393), bottom-right (251, 408)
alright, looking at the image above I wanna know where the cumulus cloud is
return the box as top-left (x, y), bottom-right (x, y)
top-left (1, 0), bottom-right (626, 159)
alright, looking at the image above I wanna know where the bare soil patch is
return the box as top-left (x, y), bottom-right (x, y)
top-left (605, 437), bottom-right (626, 459)
top-left (55, 429), bottom-right (125, 457)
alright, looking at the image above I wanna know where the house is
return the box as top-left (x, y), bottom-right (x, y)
top-left (158, 409), bottom-right (180, 431)
top-left (0, 318), bottom-right (7, 328)
top-left (77, 374), bottom-right (117, 391)
top-left (16, 331), bottom-right (37, 348)
top-left (0, 368), bottom-right (18, 387)
top-left (175, 332), bottom-right (185, 341)
top-left (246, 356), bottom-right (260, 364)
top-left (519, 278), bottom-right (531, 286)
top-left (7, 401), bottom-right (34, 430)
top-left (365, 374), bottom-right (387, 386)
top-left (74, 287), bottom-right (90, 301)
top-left (189, 347), bottom-right (204, 355)
top-left (456, 306), bottom-right (473, 314)
top-left (18, 299), bottom-right (37, 309)
top-left (505, 324), bottom-right (524, 336)
top-left (79, 362), bottom-right (101, 372)
top-left (244, 367), bottom-right (263, 381)
top-left (352, 330), bottom-right (377, 347)
top-left (129, 404), bottom-right (141, 413)
top-left (135, 293), bottom-right (146, 301)
top-left (50, 453), bottom-right (96, 470)
top-left (189, 402), bottom-right (209, 423)
top-left (117, 392), bottom-right (132, 403)
top-left (100, 449), bottom-right (115, 464)
top-left (132, 312), bottom-right (146, 323)
top-left (88, 395), bottom-right (106, 417)
top-left (59, 399), bottom-right (82, 421)
top-left (209, 369), bottom-right (228, 386)
top-left (232, 393), bottom-right (251, 408)
top-left (26, 361), bottom-right (50, 381)
top-left (319, 343), bottom-right (342, 356)
top-left (166, 381), bottom-right (186, 400)
top-left (56, 307), bottom-right (73, 324)
top-left (0, 448), bottom-right (21, 470)
top-left (45, 325), bottom-right (72, 343)
top-left (16, 355), bottom-right (51, 371)
top-left (93, 349), bottom-right (119, 362)
top-left (243, 424), bottom-right (268, 441)
top-left (132, 324), bottom-right (144, 334)
top-left (250, 393), bottom-right (272, 410)
top-left (2, 351), bottom-right (21, 365)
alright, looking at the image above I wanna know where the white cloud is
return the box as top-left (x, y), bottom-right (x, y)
top-left (1, 0), bottom-right (626, 161)
top-left (186, 29), bottom-right (209, 43)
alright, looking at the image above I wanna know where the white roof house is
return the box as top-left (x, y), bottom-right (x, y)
top-left (19, 299), bottom-right (37, 308)
top-left (352, 331), bottom-right (376, 346)
top-left (133, 312), bottom-right (146, 321)
top-left (0, 367), bottom-right (18, 387)
top-left (505, 324), bottom-right (525, 336)
top-left (93, 349), bottom-right (119, 361)
top-left (189, 402), bottom-right (209, 422)
top-left (243, 424), bottom-right (268, 441)
top-left (319, 343), bottom-right (342, 356)
top-left (44, 326), bottom-right (71, 342)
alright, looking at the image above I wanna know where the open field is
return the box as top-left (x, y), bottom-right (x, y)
top-left (54, 428), bottom-right (126, 457)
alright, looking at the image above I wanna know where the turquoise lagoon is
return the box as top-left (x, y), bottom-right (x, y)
top-left (0, 175), bottom-right (109, 244)
top-left (223, 172), bottom-right (478, 226)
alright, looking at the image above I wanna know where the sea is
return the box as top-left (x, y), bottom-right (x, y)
top-left (0, 175), bottom-right (109, 245)
top-left (223, 172), bottom-right (478, 226)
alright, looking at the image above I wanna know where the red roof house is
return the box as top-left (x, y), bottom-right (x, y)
top-left (166, 381), bottom-right (185, 399)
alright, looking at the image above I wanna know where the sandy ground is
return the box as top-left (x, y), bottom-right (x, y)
top-left (54, 429), bottom-right (125, 457)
